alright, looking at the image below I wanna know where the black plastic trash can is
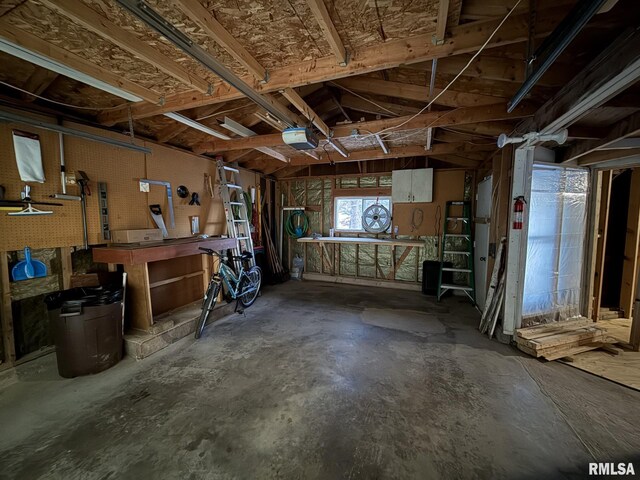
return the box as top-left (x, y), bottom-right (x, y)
top-left (45, 285), bottom-right (124, 378)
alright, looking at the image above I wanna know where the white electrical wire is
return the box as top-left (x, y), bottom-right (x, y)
top-left (363, 0), bottom-right (523, 139)
top-left (0, 80), bottom-right (132, 110)
top-left (329, 81), bottom-right (402, 116)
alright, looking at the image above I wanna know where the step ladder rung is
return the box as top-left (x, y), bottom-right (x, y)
top-left (443, 250), bottom-right (470, 255)
top-left (237, 236), bottom-right (250, 240)
top-left (227, 184), bottom-right (242, 189)
top-left (445, 234), bottom-right (470, 238)
top-left (233, 219), bottom-right (246, 223)
top-left (440, 283), bottom-right (473, 291)
top-left (229, 202), bottom-right (245, 206)
top-left (447, 217), bottom-right (469, 222)
top-left (223, 166), bottom-right (239, 173)
top-left (442, 267), bottom-right (472, 273)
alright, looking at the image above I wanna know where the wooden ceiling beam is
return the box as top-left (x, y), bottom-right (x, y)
top-left (0, 23), bottom-right (162, 104)
top-left (333, 77), bottom-right (504, 107)
top-left (281, 87), bottom-right (330, 136)
top-left (434, 0), bottom-right (452, 45)
top-left (306, 0), bottom-right (347, 66)
top-left (20, 69), bottom-right (58, 102)
top-left (577, 147), bottom-right (640, 167)
top-left (427, 154), bottom-right (482, 168)
top-left (339, 93), bottom-right (421, 118)
top-left (40, 0), bottom-right (211, 94)
top-left (98, 8), bottom-right (567, 125)
top-left (525, 27), bottom-right (640, 135)
top-left (287, 141), bottom-right (493, 166)
top-left (562, 111), bottom-right (640, 164)
top-left (196, 102), bottom-right (534, 153)
top-left (170, 0), bottom-right (267, 82)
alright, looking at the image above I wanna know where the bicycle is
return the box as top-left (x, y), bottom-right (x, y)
top-left (195, 247), bottom-right (262, 339)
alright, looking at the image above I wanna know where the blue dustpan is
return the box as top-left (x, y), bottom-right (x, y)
top-left (12, 247), bottom-right (47, 281)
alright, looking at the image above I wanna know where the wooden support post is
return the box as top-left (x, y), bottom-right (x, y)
top-left (592, 171), bottom-right (612, 320)
top-left (620, 169), bottom-right (640, 317)
top-left (59, 247), bottom-right (72, 290)
top-left (0, 252), bottom-right (16, 368)
top-left (123, 263), bottom-right (153, 331)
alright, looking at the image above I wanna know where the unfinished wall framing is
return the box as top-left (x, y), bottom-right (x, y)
top-left (277, 169), bottom-right (472, 288)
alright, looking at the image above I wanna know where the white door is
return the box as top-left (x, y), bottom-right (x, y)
top-left (411, 168), bottom-right (434, 202)
top-left (475, 176), bottom-right (492, 310)
top-left (392, 170), bottom-right (413, 203)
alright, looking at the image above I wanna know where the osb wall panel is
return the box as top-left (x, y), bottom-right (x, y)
top-left (0, 116), bottom-right (260, 251)
top-left (393, 169), bottom-right (466, 236)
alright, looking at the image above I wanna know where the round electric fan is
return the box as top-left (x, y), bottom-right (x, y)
top-left (362, 203), bottom-right (391, 233)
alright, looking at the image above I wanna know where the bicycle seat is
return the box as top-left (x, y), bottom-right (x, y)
top-left (240, 251), bottom-right (253, 260)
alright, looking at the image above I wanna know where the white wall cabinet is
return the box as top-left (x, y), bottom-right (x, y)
top-left (392, 168), bottom-right (433, 203)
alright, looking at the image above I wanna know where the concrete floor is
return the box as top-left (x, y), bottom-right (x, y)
top-left (1, 281), bottom-right (639, 479)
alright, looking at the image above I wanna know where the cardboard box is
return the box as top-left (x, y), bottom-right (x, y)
top-left (111, 229), bottom-right (163, 244)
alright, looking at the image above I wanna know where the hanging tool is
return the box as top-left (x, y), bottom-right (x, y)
top-left (177, 185), bottom-right (189, 199)
top-left (7, 186), bottom-right (62, 216)
top-left (149, 204), bottom-right (168, 237)
top-left (139, 179), bottom-right (175, 228)
top-left (189, 192), bottom-right (200, 206)
top-left (76, 170), bottom-right (91, 250)
top-left (51, 133), bottom-right (81, 201)
top-left (11, 246), bottom-right (47, 281)
top-left (204, 173), bottom-right (214, 198)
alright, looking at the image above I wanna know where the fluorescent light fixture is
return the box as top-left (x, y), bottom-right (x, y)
top-left (327, 138), bottom-right (349, 158)
top-left (218, 117), bottom-right (288, 163)
top-left (221, 117), bottom-right (257, 137)
top-left (375, 134), bottom-right (389, 154)
top-left (0, 38), bottom-right (143, 103)
top-left (116, 0), bottom-right (298, 127)
top-left (164, 112), bottom-right (230, 140)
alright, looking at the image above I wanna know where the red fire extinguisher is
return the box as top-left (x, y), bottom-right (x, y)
top-left (513, 196), bottom-right (526, 230)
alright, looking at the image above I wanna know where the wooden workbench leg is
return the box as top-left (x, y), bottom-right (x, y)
top-left (0, 252), bottom-right (16, 368)
top-left (59, 247), bottom-right (72, 290)
top-left (123, 263), bottom-right (153, 331)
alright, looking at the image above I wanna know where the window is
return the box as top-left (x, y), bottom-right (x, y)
top-left (334, 196), bottom-right (392, 232)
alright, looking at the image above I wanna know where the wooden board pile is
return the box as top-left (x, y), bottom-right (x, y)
top-left (516, 318), bottom-right (618, 361)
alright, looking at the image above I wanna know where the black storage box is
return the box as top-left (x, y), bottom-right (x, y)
top-left (422, 260), bottom-right (453, 296)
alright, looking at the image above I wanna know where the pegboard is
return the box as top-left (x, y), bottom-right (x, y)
top-left (146, 144), bottom-right (224, 239)
top-left (0, 120), bottom-right (260, 252)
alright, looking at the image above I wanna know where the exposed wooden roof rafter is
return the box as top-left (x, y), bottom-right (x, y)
top-left (39, 0), bottom-right (211, 93)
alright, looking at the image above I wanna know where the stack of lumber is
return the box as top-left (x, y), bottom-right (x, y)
top-left (516, 318), bottom-right (617, 361)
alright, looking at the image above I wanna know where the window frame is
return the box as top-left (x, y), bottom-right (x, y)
top-left (333, 195), bottom-right (393, 233)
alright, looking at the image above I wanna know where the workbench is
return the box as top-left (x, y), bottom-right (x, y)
top-left (93, 237), bottom-right (237, 331)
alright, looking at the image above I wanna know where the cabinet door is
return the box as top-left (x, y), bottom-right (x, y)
top-left (392, 170), bottom-right (413, 203)
top-left (411, 168), bottom-right (433, 202)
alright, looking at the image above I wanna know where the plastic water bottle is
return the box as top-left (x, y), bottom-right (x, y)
top-left (291, 254), bottom-right (304, 281)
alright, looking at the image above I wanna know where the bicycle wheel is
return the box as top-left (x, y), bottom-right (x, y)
top-left (195, 282), bottom-right (220, 339)
top-left (239, 266), bottom-right (262, 308)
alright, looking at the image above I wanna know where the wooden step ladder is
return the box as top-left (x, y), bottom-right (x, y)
top-left (437, 201), bottom-right (475, 304)
top-left (216, 158), bottom-right (255, 270)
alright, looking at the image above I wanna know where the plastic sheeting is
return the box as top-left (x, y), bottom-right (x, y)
top-left (522, 165), bottom-right (589, 322)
